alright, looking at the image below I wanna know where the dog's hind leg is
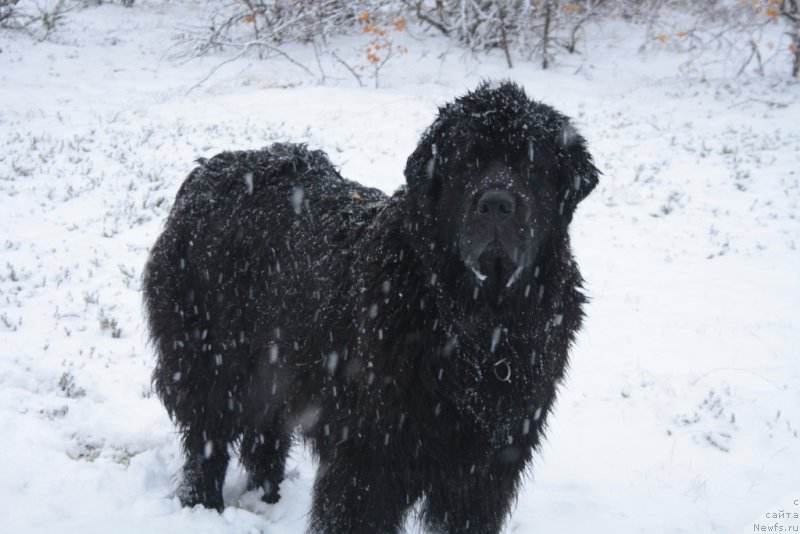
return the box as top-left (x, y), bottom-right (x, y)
top-left (240, 413), bottom-right (292, 504)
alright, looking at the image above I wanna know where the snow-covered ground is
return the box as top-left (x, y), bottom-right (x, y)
top-left (1, 3), bottom-right (798, 533)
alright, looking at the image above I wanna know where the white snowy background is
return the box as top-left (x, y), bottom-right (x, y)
top-left (1, 1), bottom-right (798, 533)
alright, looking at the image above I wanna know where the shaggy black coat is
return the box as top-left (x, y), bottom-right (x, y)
top-left (143, 81), bottom-right (598, 533)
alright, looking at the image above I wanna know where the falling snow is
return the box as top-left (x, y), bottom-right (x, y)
top-left (291, 186), bottom-right (305, 215)
top-left (490, 326), bottom-right (503, 353)
top-left (0, 3), bottom-right (797, 534)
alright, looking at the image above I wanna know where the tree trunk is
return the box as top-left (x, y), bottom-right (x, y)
top-left (542, 0), bottom-right (553, 70)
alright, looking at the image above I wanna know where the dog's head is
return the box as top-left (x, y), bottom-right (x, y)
top-left (404, 81), bottom-right (598, 289)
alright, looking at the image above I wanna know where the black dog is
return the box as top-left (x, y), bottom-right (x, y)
top-left (143, 81), bottom-right (598, 533)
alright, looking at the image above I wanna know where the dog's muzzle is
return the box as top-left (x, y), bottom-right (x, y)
top-left (462, 189), bottom-right (529, 288)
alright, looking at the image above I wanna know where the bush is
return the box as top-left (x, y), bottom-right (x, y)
top-left (406, 0), bottom-right (610, 68)
top-left (0, 0), bottom-right (20, 26)
top-left (174, 0), bottom-right (402, 58)
top-left (1, 0), bottom-right (134, 37)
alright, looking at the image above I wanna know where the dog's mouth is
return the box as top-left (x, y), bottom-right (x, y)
top-left (466, 240), bottom-right (525, 288)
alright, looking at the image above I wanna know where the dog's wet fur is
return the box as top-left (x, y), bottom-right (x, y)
top-left (143, 81), bottom-right (598, 533)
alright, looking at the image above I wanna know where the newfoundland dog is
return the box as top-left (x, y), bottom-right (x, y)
top-left (143, 81), bottom-right (598, 533)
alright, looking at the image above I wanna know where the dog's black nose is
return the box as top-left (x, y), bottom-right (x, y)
top-left (477, 190), bottom-right (515, 221)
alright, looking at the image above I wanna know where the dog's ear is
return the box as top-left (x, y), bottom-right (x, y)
top-left (555, 123), bottom-right (599, 222)
top-left (404, 118), bottom-right (443, 194)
